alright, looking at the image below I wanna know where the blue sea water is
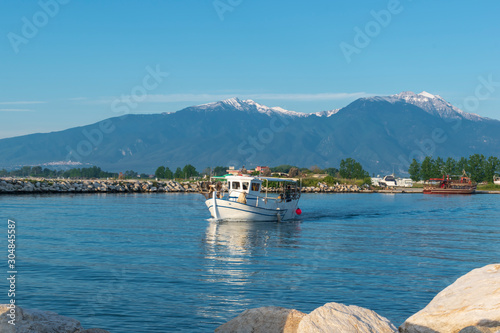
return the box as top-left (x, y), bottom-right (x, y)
top-left (1, 193), bottom-right (499, 332)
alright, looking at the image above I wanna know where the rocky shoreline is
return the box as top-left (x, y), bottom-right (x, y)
top-left (0, 177), bottom-right (423, 194)
top-left (1, 264), bottom-right (498, 332)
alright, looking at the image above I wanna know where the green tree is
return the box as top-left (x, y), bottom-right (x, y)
top-left (155, 166), bottom-right (166, 179)
top-left (420, 156), bottom-right (434, 181)
top-left (213, 166), bottom-right (227, 176)
top-left (174, 167), bottom-right (183, 179)
top-left (182, 164), bottom-right (198, 179)
top-left (484, 156), bottom-right (500, 183)
top-left (31, 166), bottom-right (43, 176)
top-left (164, 167), bottom-right (173, 179)
top-left (408, 159), bottom-right (421, 181)
top-left (443, 157), bottom-right (457, 176)
top-left (456, 157), bottom-right (468, 174)
top-left (21, 166), bottom-right (32, 177)
top-left (468, 154), bottom-right (486, 182)
top-left (124, 170), bottom-right (137, 179)
top-left (339, 158), bottom-right (369, 179)
top-left (432, 157), bottom-right (445, 177)
top-left (324, 167), bottom-right (339, 177)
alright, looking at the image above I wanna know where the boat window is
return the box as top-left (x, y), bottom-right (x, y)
top-left (251, 183), bottom-right (260, 191)
top-left (232, 182), bottom-right (240, 189)
top-left (242, 182), bottom-right (249, 190)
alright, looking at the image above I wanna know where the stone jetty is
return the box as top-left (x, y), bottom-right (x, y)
top-left (0, 177), bottom-right (198, 194)
top-left (297, 182), bottom-right (361, 193)
top-left (0, 178), bottom-right (371, 194)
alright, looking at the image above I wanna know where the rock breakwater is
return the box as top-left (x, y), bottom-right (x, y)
top-left (0, 178), bottom-right (198, 194)
top-left (0, 178), bottom-right (371, 194)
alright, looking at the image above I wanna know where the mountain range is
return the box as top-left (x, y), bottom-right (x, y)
top-left (1, 91), bottom-right (499, 174)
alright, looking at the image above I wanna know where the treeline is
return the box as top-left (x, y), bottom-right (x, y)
top-left (408, 154), bottom-right (500, 183)
top-left (154, 164), bottom-right (202, 179)
top-left (2, 158), bottom-right (372, 181)
top-left (0, 166), bottom-right (118, 179)
top-left (268, 158), bottom-right (369, 179)
top-left (157, 158), bottom-right (369, 180)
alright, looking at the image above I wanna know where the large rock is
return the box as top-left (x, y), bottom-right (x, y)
top-left (297, 302), bottom-right (397, 333)
top-left (0, 305), bottom-right (81, 332)
top-left (0, 305), bottom-right (110, 333)
top-left (399, 264), bottom-right (500, 333)
top-left (216, 306), bottom-right (306, 333)
top-left (458, 326), bottom-right (500, 333)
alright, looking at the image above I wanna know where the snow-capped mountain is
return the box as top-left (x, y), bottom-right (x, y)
top-left (192, 97), bottom-right (309, 117)
top-left (372, 91), bottom-right (484, 121)
top-left (313, 109), bottom-right (341, 117)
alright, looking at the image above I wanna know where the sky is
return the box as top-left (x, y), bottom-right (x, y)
top-left (1, 0), bottom-right (499, 139)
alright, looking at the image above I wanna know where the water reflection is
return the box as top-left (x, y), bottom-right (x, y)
top-left (203, 220), bottom-right (302, 283)
top-left (204, 219), bottom-right (302, 257)
top-left (199, 220), bottom-right (304, 317)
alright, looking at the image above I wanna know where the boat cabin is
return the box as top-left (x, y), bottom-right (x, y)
top-left (226, 176), bottom-right (262, 201)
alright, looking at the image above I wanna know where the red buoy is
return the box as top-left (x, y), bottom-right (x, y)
top-left (295, 208), bottom-right (302, 215)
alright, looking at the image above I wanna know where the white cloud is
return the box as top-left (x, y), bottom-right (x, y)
top-left (0, 109), bottom-right (34, 112)
top-left (0, 101), bottom-right (46, 105)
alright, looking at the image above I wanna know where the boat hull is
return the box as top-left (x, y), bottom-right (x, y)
top-left (206, 198), bottom-right (299, 222)
top-left (423, 187), bottom-right (476, 194)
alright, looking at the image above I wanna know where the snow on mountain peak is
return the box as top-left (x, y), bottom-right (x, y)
top-left (193, 97), bottom-right (308, 117)
top-left (220, 97), bottom-right (244, 109)
top-left (374, 91), bottom-right (483, 121)
top-left (418, 91), bottom-right (436, 99)
top-left (313, 109), bottom-right (341, 117)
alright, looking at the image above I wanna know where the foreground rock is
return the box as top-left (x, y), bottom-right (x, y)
top-left (216, 306), bottom-right (306, 333)
top-left (0, 305), bottom-right (109, 333)
top-left (399, 264), bottom-right (500, 333)
top-left (297, 302), bottom-right (397, 333)
top-left (216, 303), bottom-right (396, 333)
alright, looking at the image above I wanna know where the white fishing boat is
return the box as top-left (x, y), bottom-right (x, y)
top-left (199, 175), bottom-right (301, 222)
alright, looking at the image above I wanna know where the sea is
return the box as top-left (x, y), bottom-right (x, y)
top-left (1, 193), bottom-right (499, 332)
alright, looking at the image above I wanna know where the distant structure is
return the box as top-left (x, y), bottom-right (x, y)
top-left (372, 175), bottom-right (413, 188)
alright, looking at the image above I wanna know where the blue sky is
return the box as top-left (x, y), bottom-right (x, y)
top-left (1, 0), bottom-right (499, 139)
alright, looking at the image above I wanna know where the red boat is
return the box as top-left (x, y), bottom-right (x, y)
top-left (423, 173), bottom-right (476, 194)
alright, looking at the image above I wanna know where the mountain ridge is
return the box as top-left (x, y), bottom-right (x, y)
top-left (0, 91), bottom-right (498, 174)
